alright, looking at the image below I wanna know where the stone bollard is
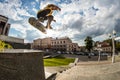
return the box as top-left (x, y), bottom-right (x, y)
top-left (0, 49), bottom-right (45, 80)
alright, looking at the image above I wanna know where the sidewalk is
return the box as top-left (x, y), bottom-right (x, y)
top-left (56, 61), bottom-right (120, 80)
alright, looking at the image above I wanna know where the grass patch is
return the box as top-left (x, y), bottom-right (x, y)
top-left (44, 55), bottom-right (75, 66)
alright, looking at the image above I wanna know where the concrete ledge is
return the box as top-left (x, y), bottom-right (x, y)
top-left (69, 58), bottom-right (78, 67)
top-left (45, 72), bottom-right (57, 80)
top-left (0, 49), bottom-right (45, 80)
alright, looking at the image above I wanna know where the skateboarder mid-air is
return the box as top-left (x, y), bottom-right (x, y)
top-left (37, 4), bottom-right (61, 29)
top-left (28, 4), bottom-right (61, 34)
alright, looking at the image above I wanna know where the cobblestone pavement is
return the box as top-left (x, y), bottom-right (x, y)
top-left (56, 61), bottom-right (120, 80)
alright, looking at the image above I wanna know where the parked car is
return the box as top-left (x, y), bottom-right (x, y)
top-left (84, 52), bottom-right (89, 56)
top-left (90, 53), bottom-right (95, 56)
top-left (75, 52), bottom-right (84, 55)
top-left (66, 52), bottom-right (70, 54)
top-left (101, 53), bottom-right (108, 56)
top-left (57, 51), bottom-right (61, 54)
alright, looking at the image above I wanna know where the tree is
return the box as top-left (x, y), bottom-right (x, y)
top-left (84, 36), bottom-right (93, 52)
top-left (116, 42), bottom-right (120, 52)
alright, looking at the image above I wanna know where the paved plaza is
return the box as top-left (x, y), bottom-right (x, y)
top-left (56, 61), bottom-right (120, 80)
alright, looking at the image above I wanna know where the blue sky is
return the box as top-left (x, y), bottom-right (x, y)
top-left (0, 0), bottom-right (120, 45)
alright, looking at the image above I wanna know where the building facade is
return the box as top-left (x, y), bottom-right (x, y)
top-left (0, 15), bottom-right (31, 49)
top-left (33, 37), bottom-right (80, 52)
top-left (67, 43), bottom-right (80, 52)
top-left (94, 41), bottom-right (112, 53)
top-left (32, 37), bottom-right (52, 50)
top-left (0, 15), bottom-right (10, 36)
top-left (51, 37), bottom-right (72, 52)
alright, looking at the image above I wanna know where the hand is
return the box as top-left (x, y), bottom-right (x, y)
top-left (58, 7), bottom-right (61, 11)
top-left (53, 19), bottom-right (56, 22)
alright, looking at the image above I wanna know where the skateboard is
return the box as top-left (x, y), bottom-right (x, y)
top-left (28, 17), bottom-right (46, 34)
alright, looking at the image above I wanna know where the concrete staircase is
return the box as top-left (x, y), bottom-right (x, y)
top-left (56, 61), bottom-right (120, 80)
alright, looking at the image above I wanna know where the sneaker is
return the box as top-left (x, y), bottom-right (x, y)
top-left (45, 26), bottom-right (53, 29)
top-left (49, 26), bottom-right (53, 29)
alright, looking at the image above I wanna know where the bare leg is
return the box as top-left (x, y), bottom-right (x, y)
top-left (46, 15), bottom-right (54, 29)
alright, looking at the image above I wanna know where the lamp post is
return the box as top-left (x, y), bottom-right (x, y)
top-left (108, 30), bottom-right (116, 63)
top-left (98, 49), bottom-right (102, 62)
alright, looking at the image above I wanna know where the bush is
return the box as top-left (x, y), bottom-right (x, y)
top-left (0, 40), bottom-right (13, 51)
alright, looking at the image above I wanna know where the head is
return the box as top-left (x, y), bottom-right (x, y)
top-left (45, 4), bottom-right (61, 11)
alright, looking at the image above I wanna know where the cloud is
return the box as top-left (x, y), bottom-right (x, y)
top-left (1, 0), bottom-right (120, 45)
top-left (0, 0), bottom-right (21, 20)
top-left (23, 0), bottom-right (120, 44)
top-left (0, 0), bottom-right (39, 42)
top-left (115, 19), bottom-right (120, 33)
top-left (54, 0), bottom-right (120, 45)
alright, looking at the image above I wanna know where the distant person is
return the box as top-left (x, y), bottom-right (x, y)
top-left (88, 53), bottom-right (91, 59)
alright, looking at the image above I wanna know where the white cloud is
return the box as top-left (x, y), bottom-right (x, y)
top-left (0, 0), bottom-right (22, 20)
top-left (35, 0), bottom-right (39, 3)
top-left (0, 0), bottom-right (37, 41)
top-left (93, 34), bottom-right (109, 42)
top-left (31, 2), bottom-right (36, 8)
top-left (10, 24), bottom-right (26, 37)
top-left (34, 0), bottom-right (120, 45)
top-left (32, 8), bottom-right (38, 13)
top-left (16, 8), bottom-right (33, 17)
top-left (1, 0), bottom-right (120, 45)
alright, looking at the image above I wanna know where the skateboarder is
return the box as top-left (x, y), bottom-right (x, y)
top-left (37, 4), bottom-right (61, 29)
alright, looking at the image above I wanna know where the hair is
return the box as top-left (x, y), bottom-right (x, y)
top-left (44, 4), bottom-right (61, 11)
top-left (46, 4), bottom-right (56, 7)
top-left (44, 4), bottom-right (57, 9)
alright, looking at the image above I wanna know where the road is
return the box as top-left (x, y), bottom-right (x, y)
top-left (62, 54), bottom-right (107, 62)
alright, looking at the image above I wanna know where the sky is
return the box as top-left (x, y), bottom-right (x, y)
top-left (0, 0), bottom-right (120, 45)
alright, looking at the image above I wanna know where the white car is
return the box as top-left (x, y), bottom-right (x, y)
top-left (101, 53), bottom-right (108, 56)
top-left (57, 51), bottom-right (61, 54)
top-left (90, 53), bottom-right (94, 56)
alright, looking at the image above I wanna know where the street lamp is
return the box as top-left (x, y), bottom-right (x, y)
top-left (98, 48), bottom-right (102, 62)
top-left (108, 30), bottom-right (116, 63)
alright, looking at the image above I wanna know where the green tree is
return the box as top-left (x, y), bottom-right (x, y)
top-left (84, 36), bottom-right (93, 52)
top-left (116, 42), bottom-right (120, 52)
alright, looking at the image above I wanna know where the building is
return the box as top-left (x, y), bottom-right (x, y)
top-left (32, 38), bottom-right (42, 49)
top-left (51, 37), bottom-right (72, 52)
top-left (67, 43), bottom-right (80, 52)
top-left (0, 15), bottom-right (31, 49)
top-left (0, 15), bottom-right (10, 36)
top-left (32, 37), bottom-right (52, 50)
top-left (94, 41), bottom-right (112, 53)
top-left (0, 35), bottom-right (24, 44)
top-left (33, 37), bottom-right (80, 52)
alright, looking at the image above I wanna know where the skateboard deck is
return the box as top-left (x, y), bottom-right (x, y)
top-left (28, 17), bottom-right (46, 34)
